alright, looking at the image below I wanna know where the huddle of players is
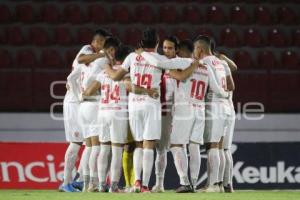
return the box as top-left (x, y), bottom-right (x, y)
top-left (60, 27), bottom-right (237, 194)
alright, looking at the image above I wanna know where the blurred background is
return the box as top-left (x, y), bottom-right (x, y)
top-left (0, 0), bottom-right (300, 190)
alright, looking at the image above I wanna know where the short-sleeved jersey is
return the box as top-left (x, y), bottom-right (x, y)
top-left (121, 52), bottom-right (165, 93)
top-left (220, 60), bottom-right (234, 107)
top-left (96, 65), bottom-right (128, 110)
top-left (175, 66), bottom-right (209, 106)
top-left (202, 55), bottom-right (227, 102)
top-left (65, 45), bottom-right (95, 103)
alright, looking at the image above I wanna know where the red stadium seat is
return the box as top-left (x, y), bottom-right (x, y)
top-left (159, 5), bottom-right (178, 24)
top-left (267, 28), bottom-right (287, 47)
top-left (0, 71), bottom-right (33, 110)
top-left (256, 50), bottom-right (277, 70)
top-left (16, 49), bottom-right (37, 68)
top-left (158, 28), bottom-right (167, 42)
top-left (254, 5), bottom-right (272, 25)
top-left (277, 6), bottom-right (297, 25)
top-left (0, 49), bottom-right (12, 68)
top-left (135, 4), bottom-right (154, 24)
top-left (76, 27), bottom-right (93, 44)
top-left (173, 28), bottom-right (189, 40)
top-left (32, 71), bottom-right (68, 111)
top-left (269, 73), bottom-right (300, 112)
top-left (182, 5), bottom-right (202, 24)
top-left (194, 27), bottom-right (214, 39)
top-left (0, 4), bottom-right (12, 23)
top-left (40, 4), bottom-right (60, 24)
top-left (292, 29), bottom-right (300, 47)
top-left (233, 73), bottom-right (268, 106)
top-left (233, 50), bottom-right (253, 69)
top-left (87, 4), bottom-right (109, 24)
top-left (206, 5), bottom-right (226, 24)
top-left (111, 5), bottom-right (130, 24)
top-left (124, 27), bottom-right (142, 47)
top-left (64, 49), bottom-right (78, 69)
top-left (63, 4), bottom-right (85, 24)
top-left (15, 4), bottom-right (34, 23)
top-left (54, 27), bottom-right (73, 46)
top-left (40, 49), bottom-right (63, 68)
top-left (28, 27), bottom-right (50, 46)
top-left (220, 27), bottom-right (239, 47)
top-left (244, 28), bottom-right (263, 47)
top-left (230, 5), bottom-right (250, 24)
top-left (5, 26), bottom-right (25, 45)
top-left (281, 50), bottom-right (299, 69)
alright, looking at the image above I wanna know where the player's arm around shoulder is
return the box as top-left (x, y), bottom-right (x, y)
top-left (168, 59), bottom-right (199, 81)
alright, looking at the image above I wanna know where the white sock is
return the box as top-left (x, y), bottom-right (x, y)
top-left (218, 149), bottom-right (225, 184)
top-left (110, 146), bottom-right (123, 183)
top-left (224, 149), bottom-right (233, 186)
top-left (206, 149), bottom-right (210, 187)
top-left (97, 144), bottom-right (111, 184)
top-left (155, 149), bottom-right (167, 188)
top-left (142, 148), bottom-right (154, 187)
top-left (63, 143), bottom-right (81, 185)
top-left (89, 145), bottom-right (100, 185)
top-left (189, 143), bottom-right (200, 187)
top-left (80, 146), bottom-right (92, 188)
top-left (77, 159), bottom-right (83, 182)
top-left (208, 148), bottom-right (220, 186)
top-left (133, 147), bottom-right (143, 181)
top-left (170, 146), bottom-right (190, 186)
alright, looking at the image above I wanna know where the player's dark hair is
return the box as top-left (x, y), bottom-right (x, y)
top-left (115, 45), bottom-right (133, 62)
top-left (178, 39), bottom-right (194, 53)
top-left (194, 35), bottom-right (211, 46)
top-left (164, 35), bottom-right (179, 50)
top-left (140, 27), bottom-right (159, 48)
top-left (103, 37), bottom-right (120, 49)
top-left (94, 28), bottom-right (112, 37)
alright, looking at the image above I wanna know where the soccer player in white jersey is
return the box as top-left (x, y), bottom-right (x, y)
top-left (151, 36), bottom-right (179, 193)
top-left (211, 39), bottom-right (237, 193)
top-left (104, 28), bottom-right (197, 192)
top-left (193, 36), bottom-right (232, 193)
top-left (68, 37), bottom-right (119, 192)
top-left (59, 29), bottom-right (111, 192)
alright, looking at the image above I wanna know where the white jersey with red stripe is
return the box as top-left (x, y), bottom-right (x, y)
top-left (175, 66), bottom-right (209, 106)
top-left (96, 65), bottom-right (128, 111)
top-left (65, 45), bottom-right (95, 103)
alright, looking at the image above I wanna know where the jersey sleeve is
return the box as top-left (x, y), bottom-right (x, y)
top-left (78, 45), bottom-right (94, 55)
top-left (207, 65), bottom-right (229, 98)
top-left (87, 57), bottom-right (108, 83)
top-left (95, 73), bottom-right (103, 83)
top-left (141, 52), bottom-right (193, 70)
top-left (120, 53), bottom-right (133, 72)
top-left (222, 61), bottom-right (231, 76)
top-left (67, 65), bottom-right (81, 98)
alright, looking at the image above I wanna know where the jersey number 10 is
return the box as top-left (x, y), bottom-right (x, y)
top-left (190, 79), bottom-right (206, 100)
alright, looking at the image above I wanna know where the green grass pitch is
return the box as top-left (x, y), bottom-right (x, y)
top-left (1, 190), bottom-right (300, 200)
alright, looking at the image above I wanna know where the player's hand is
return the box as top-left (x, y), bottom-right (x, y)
top-left (191, 59), bottom-right (200, 69)
top-left (148, 88), bottom-right (159, 99)
top-left (79, 93), bottom-right (84, 102)
top-left (135, 48), bottom-right (143, 55)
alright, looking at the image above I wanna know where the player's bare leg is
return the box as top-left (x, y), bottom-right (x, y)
top-left (188, 141), bottom-right (201, 190)
top-left (218, 137), bottom-right (225, 193)
top-left (170, 144), bottom-right (193, 193)
top-left (98, 141), bottom-right (111, 192)
top-left (133, 141), bottom-right (143, 193)
top-left (81, 138), bottom-right (92, 192)
top-left (110, 143), bottom-right (124, 193)
top-left (87, 136), bottom-right (100, 192)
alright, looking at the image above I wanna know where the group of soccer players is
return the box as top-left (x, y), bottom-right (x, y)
top-left (60, 27), bottom-right (237, 194)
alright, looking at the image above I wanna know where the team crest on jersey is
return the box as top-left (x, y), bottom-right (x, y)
top-left (74, 132), bottom-right (80, 138)
top-left (136, 55), bottom-right (145, 62)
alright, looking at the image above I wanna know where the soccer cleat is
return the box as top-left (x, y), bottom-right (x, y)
top-left (175, 185), bottom-right (194, 193)
top-left (59, 184), bottom-right (80, 192)
top-left (141, 186), bottom-right (151, 193)
top-left (199, 185), bottom-right (220, 193)
top-left (151, 185), bottom-right (165, 193)
top-left (87, 183), bottom-right (99, 192)
top-left (133, 180), bottom-right (141, 193)
top-left (224, 184), bottom-right (234, 193)
top-left (99, 184), bottom-right (109, 193)
top-left (71, 181), bottom-right (83, 191)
